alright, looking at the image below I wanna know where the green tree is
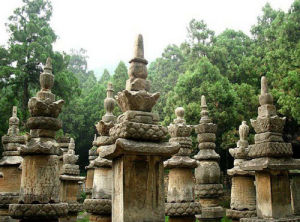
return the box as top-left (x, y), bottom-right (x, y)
top-left (112, 61), bottom-right (128, 94)
top-left (99, 69), bottom-right (111, 84)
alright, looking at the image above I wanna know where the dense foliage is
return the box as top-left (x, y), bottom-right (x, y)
top-left (0, 0), bottom-right (299, 171)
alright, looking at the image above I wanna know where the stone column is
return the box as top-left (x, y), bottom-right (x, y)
top-left (99, 34), bottom-right (179, 222)
top-left (0, 106), bottom-right (25, 222)
top-left (57, 136), bottom-right (71, 175)
top-left (164, 107), bottom-right (201, 222)
top-left (85, 135), bottom-right (98, 199)
top-left (290, 170), bottom-right (300, 216)
top-left (9, 58), bottom-right (68, 222)
top-left (84, 82), bottom-right (116, 222)
top-left (59, 138), bottom-right (85, 222)
top-left (226, 121), bottom-right (256, 221)
top-left (194, 96), bottom-right (224, 222)
top-left (240, 76), bottom-right (300, 222)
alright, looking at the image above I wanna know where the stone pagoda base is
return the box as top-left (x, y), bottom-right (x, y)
top-left (9, 203), bottom-right (68, 221)
top-left (240, 217), bottom-right (300, 222)
top-left (165, 202), bottom-right (201, 222)
top-left (196, 206), bottom-right (224, 222)
top-left (84, 199), bottom-right (111, 222)
top-left (226, 209), bottom-right (256, 222)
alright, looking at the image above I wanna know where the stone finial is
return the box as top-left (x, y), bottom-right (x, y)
top-left (200, 95), bottom-right (211, 124)
top-left (8, 106), bottom-right (19, 136)
top-left (44, 57), bottom-right (52, 73)
top-left (239, 121), bottom-right (249, 142)
top-left (133, 34), bottom-right (145, 59)
top-left (126, 34), bottom-right (150, 91)
top-left (68, 138), bottom-right (75, 154)
top-left (259, 76), bottom-right (273, 106)
top-left (174, 107), bottom-right (186, 124)
top-left (103, 82), bottom-right (115, 120)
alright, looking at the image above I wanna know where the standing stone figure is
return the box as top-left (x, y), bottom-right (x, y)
top-left (226, 121), bottom-right (256, 221)
top-left (99, 34), bottom-right (179, 222)
top-left (241, 76), bottom-right (300, 221)
top-left (194, 95), bottom-right (224, 222)
top-left (0, 106), bottom-right (25, 222)
top-left (59, 138), bottom-right (85, 222)
top-left (165, 107), bottom-right (201, 222)
top-left (84, 82), bottom-right (116, 222)
top-left (9, 58), bottom-right (68, 222)
top-left (85, 135), bottom-right (98, 199)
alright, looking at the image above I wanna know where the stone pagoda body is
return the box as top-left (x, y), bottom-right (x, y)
top-left (226, 121), bottom-right (256, 221)
top-left (194, 96), bottom-right (224, 222)
top-left (99, 34), bottom-right (180, 222)
top-left (59, 138), bottom-right (85, 222)
top-left (0, 106), bottom-right (25, 221)
top-left (164, 107), bottom-right (201, 222)
top-left (240, 76), bottom-right (300, 221)
top-left (85, 135), bottom-right (98, 199)
top-left (9, 58), bottom-right (68, 222)
top-left (84, 83), bottom-right (116, 222)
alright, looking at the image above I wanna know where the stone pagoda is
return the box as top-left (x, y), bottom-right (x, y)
top-left (9, 58), bottom-right (68, 221)
top-left (226, 121), bottom-right (256, 221)
top-left (194, 95), bottom-right (224, 222)
top-left (240, 76), bottom-right (300, 221)
top-left (57, 136), bottom-right (71, 155)
top-left (99, 34), bottom-right (180, 222)
top-left (164, 107), bottom-right (201, 222)
top-left (60, 138), bottom-right (85, 222)
top-left (84, 82), bottom-right (116, 222)
top-left (85, 134), bottom-right (98, 199)
top-left (0, 106), bottom-right (25, 221)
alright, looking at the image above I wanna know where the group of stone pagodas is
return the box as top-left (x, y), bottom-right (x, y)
top-left (1, 33), bottom-right (300, 222)
top-left (0, 58), bottom-right (84, 222)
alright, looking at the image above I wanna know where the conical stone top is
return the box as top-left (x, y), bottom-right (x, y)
top-left (200, 95), bottom-right (211, 124)
top-left (131, 34), bottom-right (146, 62)
top-left (248, 76), bottom-right (293, 159)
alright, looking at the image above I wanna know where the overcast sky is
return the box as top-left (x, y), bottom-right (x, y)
top-left (0, 0), bottom-right (295, 76)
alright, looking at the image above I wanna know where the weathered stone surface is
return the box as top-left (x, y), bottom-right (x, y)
top-left (226, 209), bottom-right (256, 219)
top-left (196, 206), bottom-right (224, 219)
top-left (1, 135), bottom-right (25, 144)
top-left (9, 203), bottom-right (68, 219)
top-left (20, 137), bottom-right (61, 155)
top-left (195, 123), bottom-right (217, 134)
top-left (194, 149), bottom-right (220, 160)
top-left (254, 132), bottom-right (283, 143)
top-left (68, 203), bottom-right (83, 214)
top-left (93, 157), bottom-right (112, 168)
top-left (92, 167), bottom-right (112, 199)
top-left (19, 155), bottom-right (61, 203)
top-left (1, 151), bottom-right (19, 156)
top-left (126, 78), bottom-right (151, 91)
top-left (116, 90), bottom-right (160, 112)
top-left (164, 156), bottom-right (197, 169)
top-left (30, 129), bottom-right (56, 138)
top-left (248, 142), bottom-right (293, 158)
top-left (195, 161), bottom-right (221, 184)
top-left (241, 157), bottom-right (300, 171)
top-left (195, 184), bottom-right (223, 198)
top-left (26, 117), bottom-right (62, 131)
top-left (290, 171), bottom-right (300, 216)
top-left (109, 121), bottom-right (168, 141)
top-left (166, 169), bottom-right (194, 202)
top-left (241, 217), bottom-right (300, 222)
top-left (169, 137), bottom-right (192, 149)
top-left (0, 192), bottom-right (19, 205)
top-left (28, 97), bottom-right (64, 118)
top-left (251, 116), bottom-right (286, 134)
top-left (85, 168), bottom-right (95, 197)
top-left (197, 133), bottom-right (216, 143)
top-left (198, 142), bottom-right (216, 150)
top-left (112, 155), bottom-right (165, 222)
top-left (94, 136), bottom-right (114, 147)
top-left (0, 166), bottom-right (22, 193)
top-left (118, 110), bottom-right (159, 124)
top-left (255, 170), bottom-right (292, 218)
top-left (100, 138), bottom-right (179, 160)
top-left (165, 202), bottom-right (201, 216)
top-left (59, 175), bottom-right (85, 181)
top-left (83, 199), bottom-right (111, 215)
top-left (230, 176), bottom-right (256, 211)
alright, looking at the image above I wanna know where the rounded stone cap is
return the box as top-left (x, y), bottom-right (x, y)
top-left (83, 199), bottom-right (111, 215)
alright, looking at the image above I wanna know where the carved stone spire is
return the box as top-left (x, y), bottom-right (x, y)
top-left (8, 106), bottom-right (19, 136)
top-left (200, 95), bottom-right (211, 124)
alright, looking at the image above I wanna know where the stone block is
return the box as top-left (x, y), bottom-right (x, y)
top-left (92, 167), bottom-right (112, 199)
top-left (254, 132), bottom-right (283, 143)
top-left (248, 142), bottom-right (293, 158)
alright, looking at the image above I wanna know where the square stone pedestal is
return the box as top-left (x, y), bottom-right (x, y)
top-left (100, 138), bottom-right (179, 222)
